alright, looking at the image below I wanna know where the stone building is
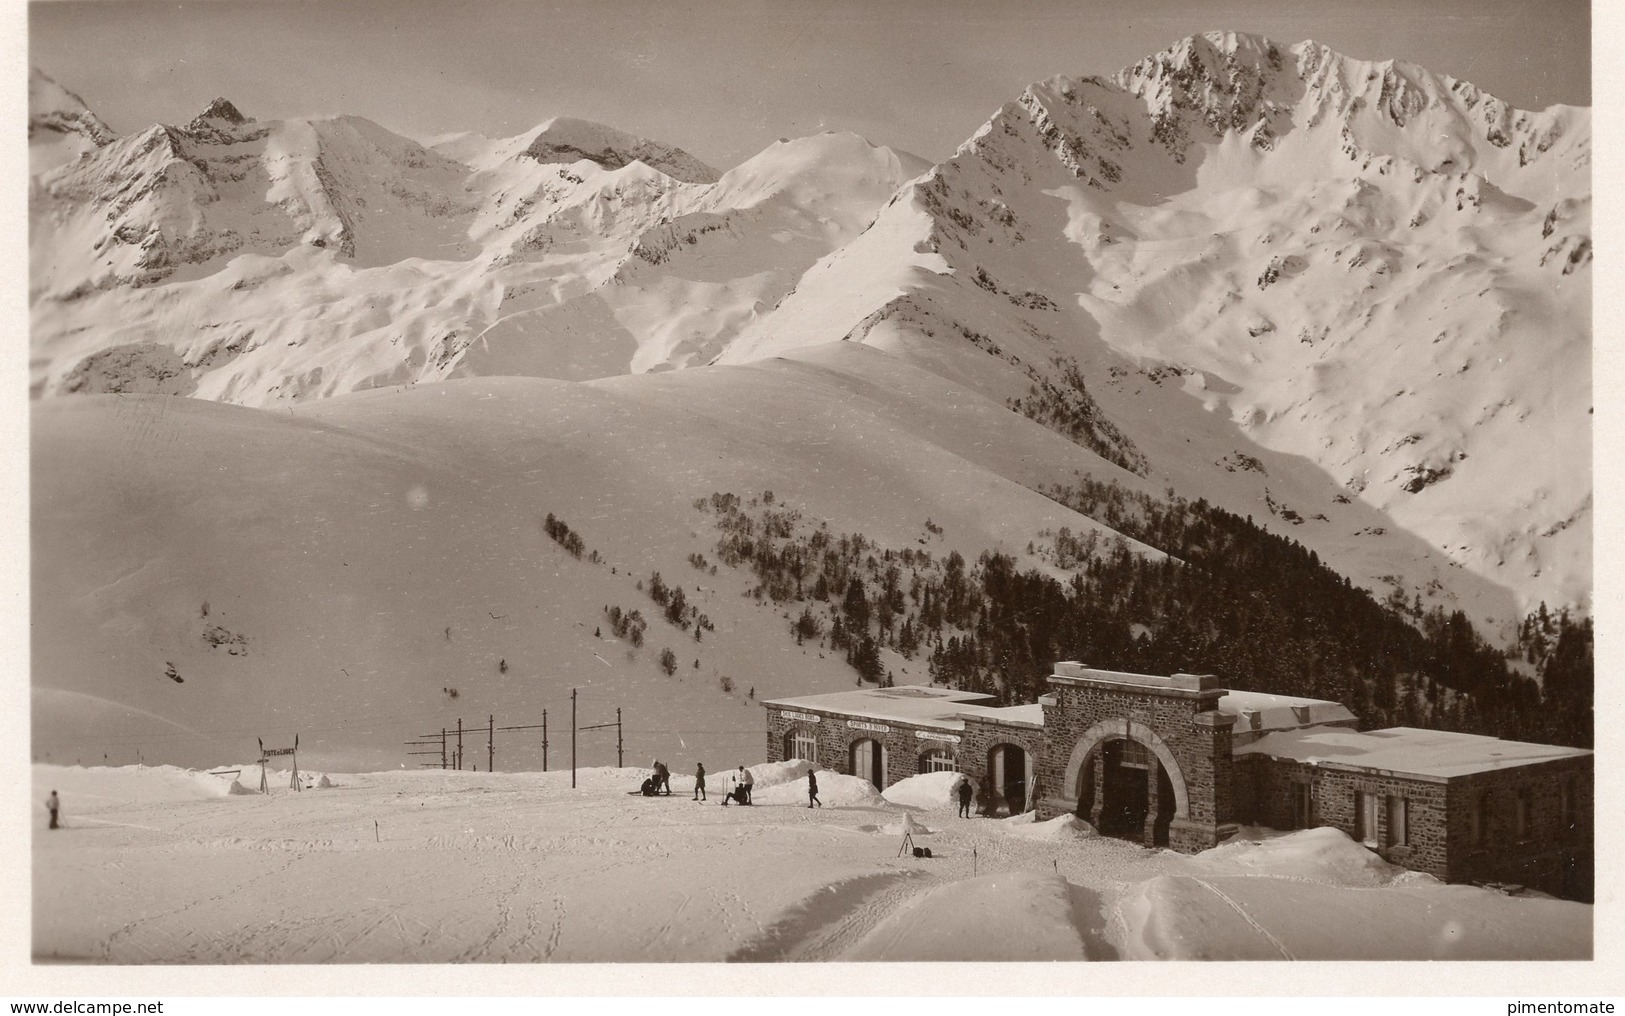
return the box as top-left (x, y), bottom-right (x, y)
top-left (763, 685), bottom-right (1045, 814)
top-left (762, 661), bottom-right (1593, 899)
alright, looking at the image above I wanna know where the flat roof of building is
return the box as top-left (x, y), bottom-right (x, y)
top-left (1218, 690), bottom-right (1357, 735)
top-left (1235, 725), bottom-right (1591, 779)
top-left (762, 685), bottom-right (1041, 730)
top-left (1049, 662), bottom-right (1224, 694)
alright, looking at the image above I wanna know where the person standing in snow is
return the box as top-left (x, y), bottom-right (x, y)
top-left (653, 760), bottom-right (671, 795)
top-left (46, 790), bottom-right (60, 829)
top-left (956, 777), bottom-right (973, 819)
top-left (807, 769), bottom-right (822, 809)
top-left (737, 764), bottom-right (754, 805)
top-left (693, 763), bottom-right (707, 801)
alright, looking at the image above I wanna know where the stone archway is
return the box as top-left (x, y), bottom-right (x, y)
top-left (1063, 718), bottom-right (1190, 822)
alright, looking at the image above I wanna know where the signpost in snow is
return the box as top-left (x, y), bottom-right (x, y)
top-left (258, 735), bottom-right (301, 792)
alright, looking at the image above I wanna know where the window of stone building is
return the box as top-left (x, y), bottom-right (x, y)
top-left (1117, 738), bottom-right (1150, 769)
top-left (1291, 781), bottom-right (1313, 829)
top-left (1472, 790), bottom-right (1491, 846)
top-left (789, 729), bottom-right (818, 763)
top-left (1355, 791), bottom-right (1380, 847)
top-left (921, 749), bottom-right (957, 773)
top-left (1515, 787), bottom-right (1532, 840)
top-left (1386, 795), bottom-right (1409, 847)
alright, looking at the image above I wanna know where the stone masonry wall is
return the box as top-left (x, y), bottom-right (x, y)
top-left (1241, 757), bottom-right (1451, 878)
top-left (1444, 755), bottom-right (1593, 899)
top-left (1232, 754), bottom-right (1259, 820)
top-left (765, 706), bottom-right (1005, 792)
top-left (956, 718), bottom-right (1047, 812)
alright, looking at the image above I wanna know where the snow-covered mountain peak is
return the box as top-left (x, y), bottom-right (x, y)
top-left (709, 131), bottom-right (929, 213)
top-left (516, 116), bottom-right (718, 183)
top-left (719, 35), bottom-right (1589, 616)
top-left (188, 96), bottom-right (251, 129)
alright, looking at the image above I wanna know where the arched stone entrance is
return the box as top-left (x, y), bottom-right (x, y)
top-left (1078, 737), bottom-right (1180, 845)
top-left (1064, 719), bottom-right (1190, 847)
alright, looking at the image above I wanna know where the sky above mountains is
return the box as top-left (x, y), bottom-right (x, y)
top-left (27, 0), bottom-right (1591, 170)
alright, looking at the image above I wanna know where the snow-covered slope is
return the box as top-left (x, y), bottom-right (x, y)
top-left (33, 341), bottom-right (1526, 771)
top-left (30, 347), bottom-right (1143, 770)
top-left (717, 32), bottom-right (1590, 615)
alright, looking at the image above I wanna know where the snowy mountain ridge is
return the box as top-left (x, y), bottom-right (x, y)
top-left (716, 31), bottom-right (1589, 614)
top-left (28, 68), bottom-right (117, 175)
top-left (27, 33), bottom-right (1591, 625)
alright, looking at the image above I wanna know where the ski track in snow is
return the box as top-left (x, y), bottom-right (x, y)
top-left (1188, 876), bottom-right (1296, 960)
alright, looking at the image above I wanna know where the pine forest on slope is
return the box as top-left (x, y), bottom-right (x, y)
top-left (28, 33), bottom-right (1591, 768)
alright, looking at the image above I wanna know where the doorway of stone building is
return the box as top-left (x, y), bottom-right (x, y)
top-left (850, 738), bottom-right (886, 789)
top-left (988, 743), bottom-right (1029, 815)
top-left (1099, 737), bottom-right (1151, 839)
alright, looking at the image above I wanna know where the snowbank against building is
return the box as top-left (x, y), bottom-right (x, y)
top-left (1120, 828), bottom-right (1590, 960)
top-left (881, 771), bottom-right (970, 811)
top-left (1189, 826), bottom-right (1424, 887)
top-left (749, 762), bottom-right (884, 807)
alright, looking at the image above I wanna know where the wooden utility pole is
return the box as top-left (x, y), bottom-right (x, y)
top-left (488, 714), bottom-right (494, 773)
top-left (616, 707), bottom-right (624, 768)
top-left (457, 718), bottom-right (464, 770)
top-left (441, 728), bottom-right (447, 769)
top-left (571, 687), bottom-right (577, 788)
top-left (542, 710), bottom-right (548, 771)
